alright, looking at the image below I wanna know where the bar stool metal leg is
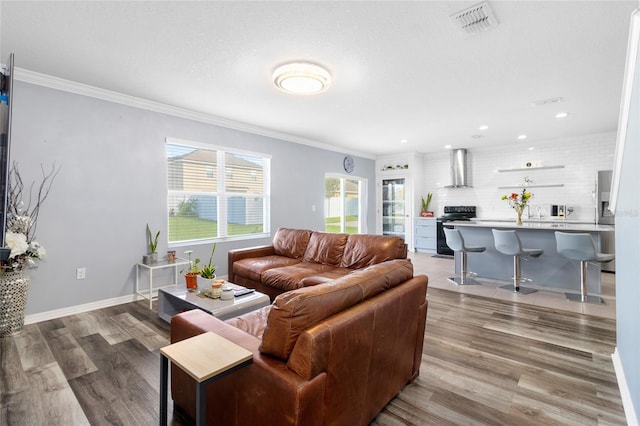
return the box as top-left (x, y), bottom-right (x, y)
top-left (448, 251), bottom-right (481, 285)
top-left (499, 255), bottom-right (537, 294)
top-left (565, 260), bottom-right (604, 304)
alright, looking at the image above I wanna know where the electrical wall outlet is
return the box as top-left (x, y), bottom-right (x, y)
top-left (76, 268), bottom-right (86, 280)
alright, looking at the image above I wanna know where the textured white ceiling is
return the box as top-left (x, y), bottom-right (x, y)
top-left (1, 1), bottom-right (637, 156)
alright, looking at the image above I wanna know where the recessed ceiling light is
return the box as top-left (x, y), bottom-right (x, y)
top-left (517, 134), bottom-right (527, 140)
top-left (273, 62), bottom-right (331, 95)
top-left (478, 125), bottom-right (489, 130)
top-left (528, 147), bottom-right (535, 151)
top-left (555, 112), bottom-right (569, 119)
top-left (400, 139), bottom-right (408, 144)
top-left (444, 144), bottom-right (452, 149)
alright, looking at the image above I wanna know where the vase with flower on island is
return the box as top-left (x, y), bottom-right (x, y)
top-left (501, 188), bottom-right (533, 226)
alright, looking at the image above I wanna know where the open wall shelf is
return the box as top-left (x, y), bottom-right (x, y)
top-left (496, 165), bottom-right (564, 172)
top-left (497, 184), bottom-right (565, 189)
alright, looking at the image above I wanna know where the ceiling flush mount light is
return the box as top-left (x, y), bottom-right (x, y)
top-left (478, 125), bottom-right (489, 130)
top-left (273, 62), bottom-right (331, 95)
top-left (518, 134), bottom-right (527, 140)
top-left (555, 112), bottom-right (569, 119)
top-left (400, 139), bottom-right (408, 144)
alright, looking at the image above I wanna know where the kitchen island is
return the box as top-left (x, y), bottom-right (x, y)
top-left (450, 220), bottom-right (614, 293)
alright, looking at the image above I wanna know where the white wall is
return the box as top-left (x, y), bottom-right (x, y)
top-left (614, 9), bottom-right (640, 422)
top-left (11, 81), bottom-right (376, 316)
top-left (420, 133), bottom-right (616, 221)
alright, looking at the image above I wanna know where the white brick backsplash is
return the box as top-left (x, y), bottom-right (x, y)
top-left (420, 132), bottom-right (616, 222)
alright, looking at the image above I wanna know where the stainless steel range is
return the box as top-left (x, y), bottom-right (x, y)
top-left (436, 206), bottom-right (477, 256)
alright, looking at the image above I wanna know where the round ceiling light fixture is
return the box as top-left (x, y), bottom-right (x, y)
top-left (273, 62), bottom-right (331, 95)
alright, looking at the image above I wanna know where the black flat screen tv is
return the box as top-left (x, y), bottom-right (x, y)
top-left (0, 53), bottom-right (15, 261)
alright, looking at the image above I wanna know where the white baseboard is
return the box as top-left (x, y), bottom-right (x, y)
top-left (23, 277), bottom-right (229, 325)
top-left (612, 347), bottom-right (639, 426)
top-left (24, 294), bottom-right (141, 325)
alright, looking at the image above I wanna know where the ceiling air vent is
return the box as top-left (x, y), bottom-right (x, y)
top-left (450, 2), bottom-right (498, 35)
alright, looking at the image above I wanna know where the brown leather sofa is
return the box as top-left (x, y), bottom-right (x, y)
top-left (170, 258), bottom-right (428, 425)
top-left (228, 227), bottom-right (409, 300)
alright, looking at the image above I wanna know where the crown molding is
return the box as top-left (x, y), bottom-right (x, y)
top-left (13, 67), bottom-right (375, 160)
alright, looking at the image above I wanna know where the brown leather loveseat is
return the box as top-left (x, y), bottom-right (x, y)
top-left (228, 227), bottom-right (409, 300)
top-left (170, 258), bottom-right (428, 425)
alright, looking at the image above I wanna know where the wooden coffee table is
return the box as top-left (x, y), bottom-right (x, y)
top-left (157, 283), bottom-right (270, 323)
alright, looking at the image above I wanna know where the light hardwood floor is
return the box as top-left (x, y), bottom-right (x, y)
top-left (0, 263), bottom-right (625, 425)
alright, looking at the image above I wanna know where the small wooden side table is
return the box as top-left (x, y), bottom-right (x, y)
top-left (160, 331), bottom-right (253, 425)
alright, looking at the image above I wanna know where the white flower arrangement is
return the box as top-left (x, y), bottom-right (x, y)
top-left (2, 163), bottom-right (59, 272)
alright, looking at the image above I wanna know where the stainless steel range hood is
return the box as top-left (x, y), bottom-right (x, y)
top-left (445, 148), bottom-right (471, 188)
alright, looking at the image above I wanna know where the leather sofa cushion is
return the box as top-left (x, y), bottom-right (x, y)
top-left (260, 259), bottom-right (414, 360)
top-left (225, 305), bottom-right (272, 340)
top-left (233, 256), bottom-right (301, 282)
top-left (302, 232), bottom-right (349, 266)
top-left (272, 228), bottom-right (313, 259)
top-left (261, 263), bottom-right (351, 292)
top-left (340, 234), bottom-right (407, 269)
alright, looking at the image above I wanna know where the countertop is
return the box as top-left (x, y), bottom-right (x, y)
top-left (472, 217), bottom-right (595, 225)
top-left (450, 220), bottom-right (614, 232)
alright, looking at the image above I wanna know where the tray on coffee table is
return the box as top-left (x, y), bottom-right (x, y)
top-left (158, 283), bottom-right (270, 323)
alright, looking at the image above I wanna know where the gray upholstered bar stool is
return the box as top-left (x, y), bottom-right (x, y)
top-left (555, 231), bottom-right (614, 304)
top-left (444, 228), bottom-right (486, 285)
top-left (492, 229), bottom-right (543, 294)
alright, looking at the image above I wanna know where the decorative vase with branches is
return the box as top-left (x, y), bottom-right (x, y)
top-left (2, 162), bottom-right (59, 272)
top-left (1, 162), bottom-right (59, 336)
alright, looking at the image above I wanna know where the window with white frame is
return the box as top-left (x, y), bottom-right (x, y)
top-left (324, 175), bottom-right (366, 234)
top-left (167, 139), bottom-right (270, 244)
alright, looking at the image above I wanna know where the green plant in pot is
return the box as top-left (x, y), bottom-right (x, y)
top-left (182, 250), bottom-right (200, 291)
top-left (146, 224), bottom-right (160, 263)
top-left (197, 243), bottom-right (217, 290)
top-left (421, 193), bottom-right (434, 217)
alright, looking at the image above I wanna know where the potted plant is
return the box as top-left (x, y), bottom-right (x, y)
top-left (183, 250), bottom-right (200, 290)
top-left (146, 224), bottom-right (160, 263)
top-left (197, 243), bottom-right (217, 290)
top-left (420, 193), bottom-right (434, 217)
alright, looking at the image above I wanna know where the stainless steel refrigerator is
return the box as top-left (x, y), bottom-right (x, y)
top-left (596, 170), bottom-right (615, 272)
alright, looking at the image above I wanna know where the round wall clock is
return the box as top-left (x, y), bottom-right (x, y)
top-left (343, 155), bottom-right (355, 173)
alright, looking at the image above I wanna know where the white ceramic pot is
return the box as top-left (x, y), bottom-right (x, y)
top-left (197, 275), bottom-right (216, 292)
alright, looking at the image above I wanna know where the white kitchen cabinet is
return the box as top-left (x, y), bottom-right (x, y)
top-left (414, 218), bottom-right (436, 253)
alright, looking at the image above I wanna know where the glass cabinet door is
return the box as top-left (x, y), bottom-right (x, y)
top-left (382, 178), bottom-right (406, 239)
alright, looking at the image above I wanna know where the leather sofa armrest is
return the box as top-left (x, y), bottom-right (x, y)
top-left (227, 245), bottom-right (275, 283)
top-left (170, 309), bottom-right (326, 426)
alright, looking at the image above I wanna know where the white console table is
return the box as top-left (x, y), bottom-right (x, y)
top-left (135, 258), bottom-right (190, 309)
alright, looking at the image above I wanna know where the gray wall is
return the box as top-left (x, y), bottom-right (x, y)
top-left (615, 19), bottom-right (640, 421)
top-left (11, 81), bottom-right (376, 316)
